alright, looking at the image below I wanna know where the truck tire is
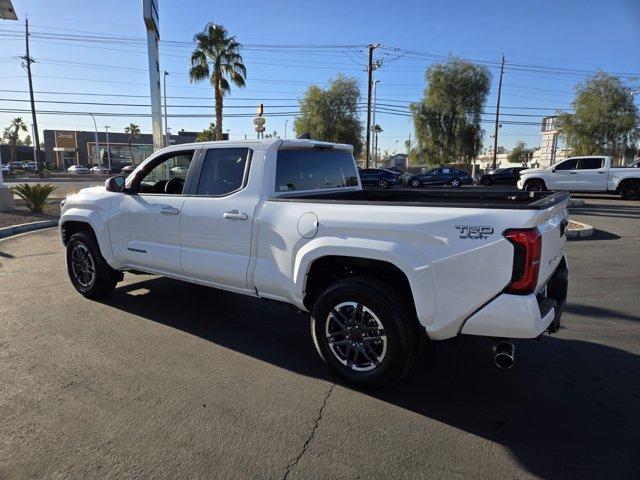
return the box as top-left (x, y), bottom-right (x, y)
top-left (66, 231), bottom-right (121, 298)
top-left (524, 179), bottom-right (545, 192)
top-left (311, 277), bottom-right (420, 388)
top-left (619, 181), bottom-right (640, 200)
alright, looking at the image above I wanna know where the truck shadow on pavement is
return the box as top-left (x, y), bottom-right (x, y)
top-left (103, 277), bottom-right (640, 480)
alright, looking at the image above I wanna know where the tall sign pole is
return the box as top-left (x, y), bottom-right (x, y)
top-left (0, 0), bottom-right (18, 210)
top-left (492, 54), bottom-right (505, 170)
top-left (143, 0), bottom-right (163, 152)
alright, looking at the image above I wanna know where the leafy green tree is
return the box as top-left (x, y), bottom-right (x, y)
top-left (557, 72), bottom-right (639, 159)
top-left (124, 123), bottom-right (141, 165)
top-left (196, 123), bottom-right (216, 142)
top-left (3, 117), bottom-right (28, 165)
top-left (189, 22), bottom-right (246, 141)
top-left (294, 75), bottom-right (363, 157)
top-left (508, 140), bottom-right (534, 165)
top-left (410, 58), bottom-right (491, 166)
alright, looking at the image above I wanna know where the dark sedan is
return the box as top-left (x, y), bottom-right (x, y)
top-left (406, 167), bottom-right (473, 188)
top-left (479, 166), bottom-right (527, 186)
top-left (359, 168), bottom-right (403, 189)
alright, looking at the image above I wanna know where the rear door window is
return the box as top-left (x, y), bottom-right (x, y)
top-left (578, 158), bottom-right (604, 170)
top-left (195, 148), bottom-right (251, 196)
top-left (275, 149), bottom-right (358, 192)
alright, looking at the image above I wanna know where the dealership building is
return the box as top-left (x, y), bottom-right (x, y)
top-left (43, 129), bottom-right (198, 170)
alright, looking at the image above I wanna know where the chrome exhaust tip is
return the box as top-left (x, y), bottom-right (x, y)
top-left (494, 341), bottom-right (515, 369)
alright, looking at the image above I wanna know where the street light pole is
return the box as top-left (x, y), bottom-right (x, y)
top-left (88, 113), bottom-right (99, 167)
top-left (163, 70), bottom-right (169, 147)
top-left (284, 119), bottom-right (288, 139)
top-left (105, 126), bottom-right (111, 172)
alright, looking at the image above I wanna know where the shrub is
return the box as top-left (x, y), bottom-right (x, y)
top-left (10, 183), bottom-right (57, 213)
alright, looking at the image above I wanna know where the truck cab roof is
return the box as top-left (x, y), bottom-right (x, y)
top-left (164, 138), bottom-right (353, 152)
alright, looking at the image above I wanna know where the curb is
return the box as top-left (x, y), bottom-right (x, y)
top-left (0, 219), bottom-right (59, 239)
top-left (566, 221), bottom-right (594, 239)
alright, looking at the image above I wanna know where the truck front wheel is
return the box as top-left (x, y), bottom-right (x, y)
top-left (311, 277), bottom-right (419, 388)
top-left (66, 231), bottom-right (121, 298)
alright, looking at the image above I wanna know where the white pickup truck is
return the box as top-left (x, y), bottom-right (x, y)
top-left (60, 139), bottom-right (569, 387)
top-left (518, 155), bottom-right (640, 200)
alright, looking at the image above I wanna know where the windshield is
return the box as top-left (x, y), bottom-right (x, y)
top-left (275, 149), bottom-right (358, 192)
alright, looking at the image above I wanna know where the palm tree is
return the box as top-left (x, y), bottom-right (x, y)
top-left (124, 123), bottom-right (141, 165)
top-left (188, 22), bottom-right (246, 141)
top-left (5, 117), bottom-right (28, 165)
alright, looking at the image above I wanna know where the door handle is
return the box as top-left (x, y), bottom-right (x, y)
top-left (569, 172), bottom-right (577, 175)
top-left (224, 209), bottom-right (248, 220)
top-left (598, 171), bottom-right (606, 174)
top-left (160, 206), bottom-right (180, 215)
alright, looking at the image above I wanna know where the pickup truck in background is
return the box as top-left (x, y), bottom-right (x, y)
top-left (60, 139), bottom-right (569, 387)
top-left (518, 156), bottom-right (640, 200)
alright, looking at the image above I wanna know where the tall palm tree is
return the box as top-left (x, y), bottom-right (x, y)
top-left (124, 123), bottom-right (141, 165)
top-left (6, 117), bottom-right (28, 165)
top-left (189, 22), bottom-right (246, 141)
top-left (373, 124), bottom-right (383, 163)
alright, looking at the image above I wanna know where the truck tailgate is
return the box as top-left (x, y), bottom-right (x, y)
top-left (534, 197), bottom-right (569, 291)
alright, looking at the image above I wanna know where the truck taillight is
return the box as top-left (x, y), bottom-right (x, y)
top-left (504, 228), bottom-right (542, 294)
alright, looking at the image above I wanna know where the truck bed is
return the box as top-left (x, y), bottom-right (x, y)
top-left (270, 187), bottom-right (570, 210)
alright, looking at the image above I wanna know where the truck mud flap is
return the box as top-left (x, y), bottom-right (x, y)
top-left (544, 257), bottom-right (569, 333)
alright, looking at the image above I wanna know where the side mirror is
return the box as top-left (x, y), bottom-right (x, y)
top-left (105, 175), bottom-right (126, 193)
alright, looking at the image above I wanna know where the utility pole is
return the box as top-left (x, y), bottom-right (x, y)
top-left (492, 54), bottom-right (505, 171)
top-left (23, 18), bottom-right (40, 157)
top-left (365, 43), bottom-right (380, 169)
top-left (371, 79), bottom-right (379, 166)
top-left (105, 126), bottom-right (112, 172)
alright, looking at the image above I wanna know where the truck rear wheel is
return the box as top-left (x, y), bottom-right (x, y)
top-left (66, 231), bottom-right (121, 298)
top-left (620, 181), bottom-right (639, 200)
top-left (311, 277), bottom-right (419, 388)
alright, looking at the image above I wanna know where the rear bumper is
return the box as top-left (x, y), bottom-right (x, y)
top-left (461, 257), bottom-right (568, 339)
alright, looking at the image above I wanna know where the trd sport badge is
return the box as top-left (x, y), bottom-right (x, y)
top-left (455, 225), bottom-right (494, 239)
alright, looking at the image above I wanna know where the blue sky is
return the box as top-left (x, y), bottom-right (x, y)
top-left (1, 0), bottom-right (638, 155)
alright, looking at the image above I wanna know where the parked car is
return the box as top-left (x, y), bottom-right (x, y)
top-left (90, 166), bottom-right (111, 174)
top-left (1, 163), bottom-right (10, 174)
top-left (359, 168), bottom-right (403, 189)
top-left (60, 139), bottom-right (569, 388)
top-left (23, 161), bottom-right (39, 172)
top-left (406, 167), bottom-right (473, 188)
top-left (518, 156), bottom-right (640, 200)
top-left (67, 165), bottom-right (90, 174)
top-left (10, 161), bottom-right (25, 170)
top-left (479, 167), bottom-right (527, 186)
top-left (120, 165), bottom-right (136, 175)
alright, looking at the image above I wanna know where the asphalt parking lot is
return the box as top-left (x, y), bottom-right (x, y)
top-left (1, 195), bottom-right (639, 479)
